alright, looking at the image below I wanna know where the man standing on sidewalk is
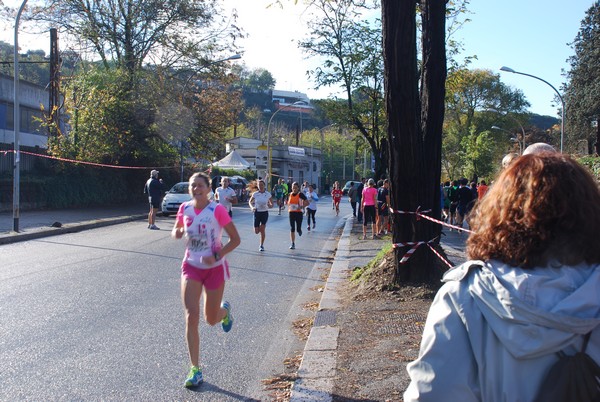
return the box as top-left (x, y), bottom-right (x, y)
top-left (356, 177), bottom-right (366, 223)
top-left (348, 182), bottom-right (357, 217)
top-left (144, 169), bottom-right (163, 230)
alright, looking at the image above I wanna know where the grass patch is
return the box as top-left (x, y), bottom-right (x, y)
top-left (350, 243), bottom-right (394, 282)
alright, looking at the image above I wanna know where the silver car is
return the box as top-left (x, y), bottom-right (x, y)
top-left (161, 182), bottom-right (214, 217)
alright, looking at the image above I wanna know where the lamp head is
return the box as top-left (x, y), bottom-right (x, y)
top-left (500, 66), bottom-right (515, 73)
top-left (227, 54), bottom-right (242, 61)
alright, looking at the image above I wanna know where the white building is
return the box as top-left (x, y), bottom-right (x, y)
top-left (226, 136), bottom-right (322, 190)
top-left (0, 74), bottom-right (50, 172)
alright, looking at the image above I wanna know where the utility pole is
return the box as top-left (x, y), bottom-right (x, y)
top-left (49, 28), bottom-right (60, 136)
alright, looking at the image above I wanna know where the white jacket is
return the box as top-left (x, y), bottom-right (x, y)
top-left (404, 259), bottom-right (600, 402)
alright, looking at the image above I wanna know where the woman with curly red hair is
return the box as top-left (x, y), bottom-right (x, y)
top-left (405, 153), bottom-right (600, 402)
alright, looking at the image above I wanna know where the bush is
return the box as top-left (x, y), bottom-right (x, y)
top-left (0, 166), bottom-right (150, 211)
top-left (578, 156), bottom-right (600, 182)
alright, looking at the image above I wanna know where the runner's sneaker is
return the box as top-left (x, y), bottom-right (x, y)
top-left (149, 224), bottom-right (160, 230)
top-left (289, 242), bottom-right (295, 250)
top-left (184, 366), bottom-right (203, 388)
top-left (259, 245), bottom-right (265, 252)
top-left (307, 225), bottom-right (311, 231)
top-left (221, 301), bottom-right (233, 332)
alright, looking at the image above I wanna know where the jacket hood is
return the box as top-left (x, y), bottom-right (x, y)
top-left (444, 260), bottom-right (600, 359)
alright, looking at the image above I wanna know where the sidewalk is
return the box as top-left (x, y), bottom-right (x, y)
top-left (0, 204), bottom-right (147, 245)
top-left (291, 217), bottom-right (467, 401)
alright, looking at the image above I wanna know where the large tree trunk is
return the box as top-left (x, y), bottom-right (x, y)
top-left (383, 0), bottom-right (447, 285)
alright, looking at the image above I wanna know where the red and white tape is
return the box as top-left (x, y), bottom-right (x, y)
top-left (391, 206), bottom-right (474, 234)
top-left (398, 243), bottom-right (421, 264)
top-left (2, 149), bottom-right (181, 171)
top-left (427, 243), bottom-right (454, 269)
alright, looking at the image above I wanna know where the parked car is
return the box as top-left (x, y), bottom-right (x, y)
top-left (229, 175), bottom-right (249, 187)
top-left (342, 180), bottom-right (355, 195)
top-left (161, 182), bottom-right (213, 217)
top-left (229, 175), bottom-right (249, 202)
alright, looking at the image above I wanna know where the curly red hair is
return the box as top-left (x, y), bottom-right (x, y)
top-left (466, 153), bottom-right (600, 268)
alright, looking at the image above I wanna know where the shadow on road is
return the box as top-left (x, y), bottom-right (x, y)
top-left (185, 381), bottom-right (261, 401)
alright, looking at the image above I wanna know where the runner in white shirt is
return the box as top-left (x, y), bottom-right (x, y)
top-left (214, 177), bottom-right (237, 217)
top-left (248, 179), bottom-right (273, 252)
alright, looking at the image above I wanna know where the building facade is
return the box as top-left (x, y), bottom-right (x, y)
top-left (226, 136), bottom-right (322, 191)
top-left (0, 74), bottom-right (50, 172)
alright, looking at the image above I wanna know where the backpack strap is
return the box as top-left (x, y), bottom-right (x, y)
top-left (582, 332), bottom-right (592, 353)
top-left (556, 332), bottom-right (593, 359)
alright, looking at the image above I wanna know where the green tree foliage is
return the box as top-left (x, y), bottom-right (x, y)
top-left (443, 68), bottom-right (529, 179)
top-left (299, 0), bottom-right (388, 179)
top-left (564, 2), bottom-right (600, 154)
top-left (460, 128), bottom-right (495, 180)
top-left (0, 41), bottom-right (50, 85)
top-left (25, 0), bottom-right (240, 74)
top-left (182, 76), bottom-right (245, 161)
top-left (233, 65), bottom-right (276, 93)
top-left (49, 66), bottom-right (175, 165)
top-left (300, 124), bottom-right (359, 185)
top-left (7, 0), bottom-right (243, 167)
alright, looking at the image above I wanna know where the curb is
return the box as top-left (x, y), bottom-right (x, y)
top-left (290, 217), bottom-right (354, 401)
top-left (0, 214), bottom-right (146, 246)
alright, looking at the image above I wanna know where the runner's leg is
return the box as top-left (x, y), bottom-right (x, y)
top-left (203, 281), bottom-right (226, 326)
top-left (181, 278), bottom-right (203, 367)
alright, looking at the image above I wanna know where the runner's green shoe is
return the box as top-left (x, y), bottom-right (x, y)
top-left (184, 366), bottom-right (203, 388)
top-left (221, 301), bottom-right (233, 333)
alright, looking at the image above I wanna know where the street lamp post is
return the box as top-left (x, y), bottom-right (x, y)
top-left (310, 137), bottom-right (314, 186)
top-left (491, 125), bottom-right (523, 154)
top-left (509, 117), bottom-right (526, 152)
top-left (13, 0), bottom-right (28, 232)
top-left (500, 66), bottom-right (565, 153)
top-left (266, 100), bottom-right (304, 190)
top-left (491, 111), bottom-right (527, 152)
top-left (491, 121), bottom-right (525, 154)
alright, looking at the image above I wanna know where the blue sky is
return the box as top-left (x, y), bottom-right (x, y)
top-left (2, 0), bottom-right (596, 117)
top-left (457, 0), bottom-right (595, 117)
top-left (223, 0), bottom-right (597, 118)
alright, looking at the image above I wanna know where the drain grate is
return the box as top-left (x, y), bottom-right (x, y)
top-left (375, 313), bottom-right (427, 335)
top-left (313, 310), bottom-right (337, 326)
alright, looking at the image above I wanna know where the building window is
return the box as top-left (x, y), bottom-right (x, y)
top-left (21, 107), bottom-right (44, 134)
top-left (1, 104), bottom-right (45, 134)
top-left (0, 103), bottom-right (7, 130)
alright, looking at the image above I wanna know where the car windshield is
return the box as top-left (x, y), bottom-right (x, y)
top-left (169, 183), bottom-right (189, 194)
top-left (231, 176), bottom-right (248, 185)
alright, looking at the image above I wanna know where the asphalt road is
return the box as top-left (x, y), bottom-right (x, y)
top-left (0, 200), bottom-right (346, 401)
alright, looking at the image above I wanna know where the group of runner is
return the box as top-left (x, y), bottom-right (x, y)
top-left (247, 178), bottom-right (322, 251)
